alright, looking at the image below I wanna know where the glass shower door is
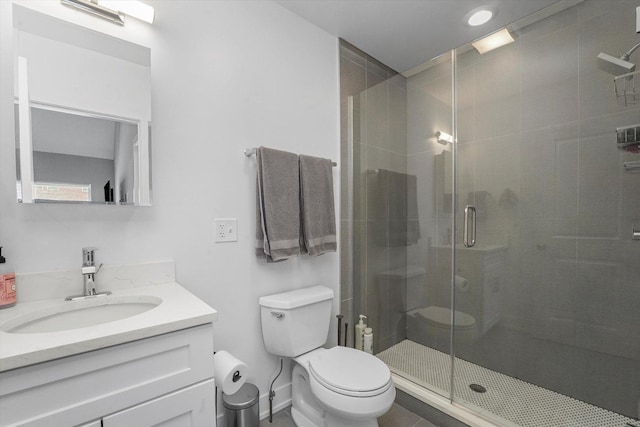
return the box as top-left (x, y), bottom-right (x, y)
top-left (451, 1), bottom-right (640, 424)
top-left (402, 52), bottom-right (456, 398)
top-left (350, 49), bottom-right (456, 400)
top-left (343, 2), bottom-right (639, 424)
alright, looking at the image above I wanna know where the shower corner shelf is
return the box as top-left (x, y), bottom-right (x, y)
top-left (623, 160), bottom-right (640, 174)
top-left (614, 70), bottom-right (640, 106)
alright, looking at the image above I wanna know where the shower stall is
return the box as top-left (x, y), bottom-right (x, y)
top-left (339, 0), bottom-right (640, 426)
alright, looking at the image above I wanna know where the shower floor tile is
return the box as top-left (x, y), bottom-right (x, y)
top-left (378, 340), bottom-right (638, 427)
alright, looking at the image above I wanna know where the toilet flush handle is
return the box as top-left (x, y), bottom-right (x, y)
top-left (271, 311), bottom-right (285, 319)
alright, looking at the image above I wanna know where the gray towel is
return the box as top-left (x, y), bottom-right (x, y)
top-left (299, 154), bottom-right (336, 256)
top-left (256, 147), bottom-right (303, 261)
top-left (375, 169), bottom-right (421, 246)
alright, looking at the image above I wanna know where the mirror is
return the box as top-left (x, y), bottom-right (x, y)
top-left (13, 4), bottom-right (152, 205)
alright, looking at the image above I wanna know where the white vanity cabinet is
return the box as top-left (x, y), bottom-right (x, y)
top-left (102, 379), bottom-right (214, 427)
top-left (0, 324), bottom-right (216, 427)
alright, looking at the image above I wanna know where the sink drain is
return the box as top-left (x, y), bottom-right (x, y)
top-left (469, 383), bottom-right (487, 393)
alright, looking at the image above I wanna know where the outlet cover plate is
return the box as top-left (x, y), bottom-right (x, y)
top-left (214, 218), bottom-right (237, 243)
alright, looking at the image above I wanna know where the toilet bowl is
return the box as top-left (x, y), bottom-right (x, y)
top-left (292, 347), bottom-right (395, 426)
top-left (379, 265), bottom-right (478, 352)
top-left (407, 306), bottom-right (477, 351)
top-left (259, 286), bottom-right (395, 426)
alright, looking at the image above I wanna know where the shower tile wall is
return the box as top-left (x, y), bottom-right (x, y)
top-left (339, 41), bottom-right (409, 352)
top-left (404, 0), bottom-right (639, 417)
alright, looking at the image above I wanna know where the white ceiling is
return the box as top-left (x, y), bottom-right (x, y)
top-left (275, 0), bottom-right (562, 72)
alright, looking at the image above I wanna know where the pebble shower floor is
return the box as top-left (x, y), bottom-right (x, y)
top-left (378, 340), bottom-right (638, 427)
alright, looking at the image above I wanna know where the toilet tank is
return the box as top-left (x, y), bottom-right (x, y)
top-left (259, 286), bottom-right (334, 357)
top-left (377, 266), bottom-right (426, 311)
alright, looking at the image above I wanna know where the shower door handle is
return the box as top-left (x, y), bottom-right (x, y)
top-left (464, 205), bottom-right (477, 248)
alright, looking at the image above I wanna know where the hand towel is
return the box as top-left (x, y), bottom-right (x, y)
top-left (405, 172), bottom-right (420, 245)
top-left (299, 154), bottom-right (337, 256)
top-left (256, 147), bottom-right (303, 261)
top-left (375, 169), bottom-right (421, 246)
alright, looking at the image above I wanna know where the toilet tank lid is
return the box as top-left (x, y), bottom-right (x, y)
top-left (259, 286), bottom-right (334, 309)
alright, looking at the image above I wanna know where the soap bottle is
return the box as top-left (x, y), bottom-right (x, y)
top-left (363, 327), bottom-right (373, 354)
top-left (355, 314), bottom-right (367, 351)
top-left (0, 247), bottom-right (16, 309)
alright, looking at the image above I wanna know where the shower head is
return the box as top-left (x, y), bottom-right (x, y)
top-left (597, 52), bottom-right (636, 75)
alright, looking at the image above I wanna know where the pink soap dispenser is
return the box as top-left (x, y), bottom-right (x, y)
top-left (0, 247), bottom-right (16, 308)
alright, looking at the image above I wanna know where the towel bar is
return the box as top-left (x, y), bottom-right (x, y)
top-left (244, 148), bottom-right (337, 167)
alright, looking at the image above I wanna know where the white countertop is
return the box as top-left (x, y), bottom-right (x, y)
top-left (0, 281), bottom-right (217, 372)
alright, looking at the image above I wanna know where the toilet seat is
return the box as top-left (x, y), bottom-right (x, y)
top-left (299, 347), bottom-right (396, 420)
top-left (308, 347), bottom-right (392, 397)
top-left (411, 306), bottom-right (476, 331)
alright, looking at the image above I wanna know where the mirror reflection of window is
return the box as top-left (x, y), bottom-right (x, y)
top-left (34, 182), bottom-right (91, 202)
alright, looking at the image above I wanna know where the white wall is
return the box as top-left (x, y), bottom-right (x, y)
top-left (0, 0), bottom-right (340, 416)
top-left (15, 29), bottom-right (151, 121)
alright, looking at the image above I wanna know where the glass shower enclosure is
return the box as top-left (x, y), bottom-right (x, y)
top-left (341, 0), bottom-right (640, 425)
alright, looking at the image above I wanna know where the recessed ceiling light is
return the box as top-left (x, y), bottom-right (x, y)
top-left (465, 6), bottom-right (495, 27)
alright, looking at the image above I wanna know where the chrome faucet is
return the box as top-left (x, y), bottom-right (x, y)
top-left (82, 247), bottom-right (99, 296)
top-left (65, 247), bottom-right (111, 301)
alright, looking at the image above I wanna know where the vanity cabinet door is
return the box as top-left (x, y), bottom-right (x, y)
top-left (0, 324), bottom-right (214, 427)
top-left (102, 379), bottom-right (216, 427)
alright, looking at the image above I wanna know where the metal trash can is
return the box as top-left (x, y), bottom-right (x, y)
top-left (222, 383), bottom-right (259, 427)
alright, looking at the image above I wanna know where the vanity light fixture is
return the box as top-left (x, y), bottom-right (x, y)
top-left (98, 1), bottom-right (155, 24)
top-left (60, 0), bottom-right (154, 25)
top-left (472, 28), bottom-right (515, 54)
top-left (61, 0), bottom-right (125, 25)
top-left (465, 6), bottom-right (495, 27)
top-left (436, 130), bottom-right (454, 145)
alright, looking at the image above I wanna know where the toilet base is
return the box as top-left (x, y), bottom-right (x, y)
top-left (406, 307), bottom-right (477, 356)
top-left (291, 363), bottom-right (380, 427)
top-left (291, 406), bottom-right (319, 427)
top-left (291, 407), bottom-right (377, 427)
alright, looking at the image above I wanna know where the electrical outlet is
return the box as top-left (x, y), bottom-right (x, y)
top-left (214, 218), bottom-right (237, 243)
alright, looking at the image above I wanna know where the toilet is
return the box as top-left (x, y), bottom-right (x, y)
top-left (407, 306), bottom-right (477, 352)
top-left (380, 266), bottom-right (478, 352)
top-left (259, 286), bottom-right (396, 427)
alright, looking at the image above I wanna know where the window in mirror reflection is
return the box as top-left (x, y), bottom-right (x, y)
top-left (17, 181), bottom-right (91, 203)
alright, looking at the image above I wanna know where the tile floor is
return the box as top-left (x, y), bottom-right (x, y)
top-left (259, 403), bottom-right (438, 427)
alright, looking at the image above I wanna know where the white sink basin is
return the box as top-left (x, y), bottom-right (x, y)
top-left (0, 277), bottom-right (218, 372)
top-left (1, 295), bottom-right (162, 334)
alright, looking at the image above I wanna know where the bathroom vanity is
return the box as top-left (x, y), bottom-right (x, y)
top-left (0, 261), bottom-right (217, 427)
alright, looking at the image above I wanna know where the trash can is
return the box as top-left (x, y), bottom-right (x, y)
top-left (222, 383), bottom-right (259, 427)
